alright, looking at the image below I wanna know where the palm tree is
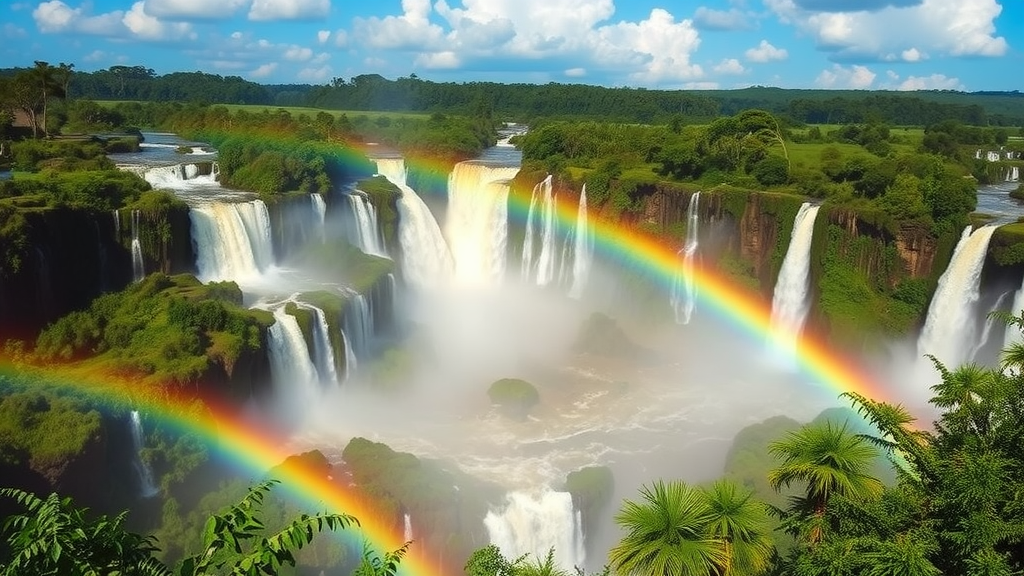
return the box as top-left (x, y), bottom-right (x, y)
top-left (768, 421), bottom-right (883, 545)
top-left (609, 480), bottom-right (727, 576)
top-left (701, 479), bottom-right (775, 576)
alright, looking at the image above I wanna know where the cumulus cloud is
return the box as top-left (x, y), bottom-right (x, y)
top-left (693, 7), bottom-right (750, 31)
top-left (683, 81), bottom-right (720, 89)
top-left (353, 0), bottom-right (445, 50)
top-left (593, 9), bottom-right (703, 84)
top-left (33, 0), bottom-right (194, 40)
top-left (814, 63), bottom-right (876, 88)
top-left (766, 0), bottom-right (1007, 61)
top-left (248, 0), bottom-right (330, 21)
top-left (143, 0), bottom-right (247, 19)
top-left (884, 71), bottom-right (964, 90)
top-left (900, 47), bottom-right (926, 61)
top-left (333, 29), bottom-right (348, 47)
top-left (283, 45), bottom-right (313, 61)
top-left (565, 67), bottom-right (586, 77)
top-left (250, 62), bottom-right (277, 77)
top-left (713, 58), bottom-right (746, 74)
top-left (317, 29), bottom-right (330, 43)
top-left (745, 39), bottom-right (788, 62)
top-left (82, 49), bottom-right (106, 62)
top-left (297, 65), bottom-right (332, 81)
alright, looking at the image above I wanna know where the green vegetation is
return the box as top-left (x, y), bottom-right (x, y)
top-left (287, 238), bottom-right (395, 295)
top-left (32, 273), bottom-right (272, 388)
top-left (0, 390), bottom-right (101, 466)
top-left (487, 378), bottom-right (540, 420)
top-left (356, 175), bottom-right (401, 249)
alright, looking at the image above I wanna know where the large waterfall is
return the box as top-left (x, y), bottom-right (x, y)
top-left (445, 162), bottom-right (520, 287)
top-left (129, 410), bottom-right (159, 498)
top-left (190, 200), bottom-right (274, 282)
top-left (567, 185), bottom-right (593, 299)
top-left (671, 192), bottom-right (701, 323)
top-left (130, 209), bottom-right (144, 282)
top-left (311, 193), bottom-right (327, 244)
top-left (302, 303), bottom-right (338, 386)
top-left (374, 158), bottom-right (452, 289)
top-left (521, 176), bottom-right (558, 286)
top-left (484, 490), bottom-right (585, 571)
top-left (267, 307), bottom-right (320, 407)
top-left (768, 203), bottom-right (820, 356)
top-left (345, 192), bottom-right (388, 257)
top-left (917, 225), bottom-right (997, 368)
top-left (345, 292), bottom-right (374, 358)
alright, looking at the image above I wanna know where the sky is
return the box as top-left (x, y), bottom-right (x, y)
top-left (2, 0), bottom-right (1022, 91)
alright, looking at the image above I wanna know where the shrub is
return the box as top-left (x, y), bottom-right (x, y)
top-left (487, 378), bottom-right (539, 420)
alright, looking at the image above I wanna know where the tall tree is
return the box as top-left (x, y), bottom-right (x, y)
top-left (768, 421), bottom-right (883, 545)
top-left (28, 61), bottom-right (64, 137)
top-left (701, 479), bottom-right (775, 576)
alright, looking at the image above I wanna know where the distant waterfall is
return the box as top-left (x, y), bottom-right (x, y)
top-left (129, 410), bottom-right (159, 498)
top-left (267, 307), bottom-right (320, 406)
top-left (568, 185), bottom-right (592, 299)
top-left (917, 225), bottom-right (997, 368)
top-left (768, 203), bottom-right (820, 355)
top-left (113, 208), bottom-right (120, 237)
top-left (403, 513), bottom-right (413, 542)
top-left (341, 329), bottom-right (357, 381)
top-left (671, 192), bottom-right (700, 323)
top-left (1008, 166), bottom-right (1020, 182)
top-left (345, 293), bottom-right (374, 358)
top-left (374, 158), bottom-right (452, 289)
top-left (142, 162), bottom-right (218, 189)
top-left (445, 162), bottom-right (520, 287)
top-left (130, 209), bottom-right (144, 282)
top-left (302, 303), bottom-right (338, 386)
top-left (1004, 276), bottom-right (1024, 356)
top-left (190, 200), bottom-right (274, 282)
top-left (484, 490), bottom-right (585, 572)
top-left (346, 192), bottom-right (388, 257)
top-left (311, 193), bottom-right (327, 243)
top-left (521, 176), bottom-right (558, 286)
top-left (971, 291), bottom-right (1011, 362)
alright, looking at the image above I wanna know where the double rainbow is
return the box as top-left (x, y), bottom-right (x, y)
top-left (0, 161), bottom-right (894, 575)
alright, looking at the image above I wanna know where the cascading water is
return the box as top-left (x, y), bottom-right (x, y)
top-left (344, 292), bottom-right (374, 358)
top-left (341, 330), bottom-right (357, 381)
top-left (302, 303), bottom-right (338, 386)
top-left (267, 307), bottom-right (320, 407)
top-left (403, 513), bottom-right (413, 542)
top-left (917, 225), bottom-right (997, 368)
top-left (970, 291), bottom-right (1011, 362)
top-left (484, 490), bottom-right (585, 571)
top-left (445, 162), bottom-right (520, 287)
top-left (521, 177), bottom-right (544, 280)
top-left (567, 185), bottom-right (593, 300)
top-left (131, 209), bottom-right (144, 282)
top-left (311, 193), bottom-right (327, 243)
top-left (768, 203), bottom-right (820, 356)
top-left (142, 162), bottom-right (218, 189)
top-left (113, 208), bottom-right (120, 237)
top-left (670, 192), bottom-right (700, 323)
top-left (374, 158), bottom-right (452, 289)
top-left (1005, 276), bottom-right (1024, 357)
top-left (1007, 166), bottom-right (1020, 182)
top-left (129, 410), bottom-right (159, 498)
top-left (521, 176), bottom-right (558, 286)
top-left (346, 192), bottom-right (388, 257)
top-left (190, 200), bottom-right (274, 282)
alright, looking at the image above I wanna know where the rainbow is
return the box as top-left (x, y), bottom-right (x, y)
top-left (0, 158), bottom-right (895, 576)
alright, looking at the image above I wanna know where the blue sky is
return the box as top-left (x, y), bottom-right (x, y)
top-left (2, 0), bottom-right (1022, 91)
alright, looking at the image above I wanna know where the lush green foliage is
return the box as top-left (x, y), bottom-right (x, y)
top-left (0, 390), bottom-right (101, 466)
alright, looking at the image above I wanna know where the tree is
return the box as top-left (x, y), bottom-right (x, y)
top-left (701, 479), bottom-right (775, 576)
top-left (29, 61), bottom-right (65, 137)
top-left (768, 421), bottom-right (883, 545)
top-left (609, 480), bottom-right (728, 576)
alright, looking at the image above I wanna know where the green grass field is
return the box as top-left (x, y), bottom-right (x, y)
top-left (93, 100), bottom-right (430, 122)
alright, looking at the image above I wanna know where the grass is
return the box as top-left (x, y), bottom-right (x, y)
top-left (94, 100), bottom-right (430, 122)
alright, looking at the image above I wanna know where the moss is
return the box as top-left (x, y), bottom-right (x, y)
top-left (288, 238), bottom-right (394, 295)
top-left (487, 378), bottom-right (540, 420)
top-left (990, 223), bottom-right (1024, 267)
top-left (284, 301), bottom-right (315, 359)
top-left (563, 466), bottom-right (614, 538)
top-left (296, 291), bottom-right (347, 378)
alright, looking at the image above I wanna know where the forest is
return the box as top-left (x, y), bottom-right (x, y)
top-left (1, 59), bottom-right (1024, 576)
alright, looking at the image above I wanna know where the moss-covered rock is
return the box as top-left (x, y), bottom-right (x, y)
top-left (990, 223), bottom-right (1024, 267)
top-left (562, 466), bottom-right (614, 541)
top-left (357, 175), bottom-right (401, 254)
top-left (572, 312), bottom-right (638, 357)
top-left (487, 378), bottom-right (540, 420)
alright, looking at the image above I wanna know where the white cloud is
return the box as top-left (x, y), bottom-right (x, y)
top-left (900, 47), bottom-right (926, 61)
top-left (565, 67), bottom-right (586, 77)
top-left (297, 65), bottom-right (332, 81)
top-left (333, 29), bottom-right (348, 47)
top-left (592, 8), bottom-right (704, 84)
top-left (713, 58), bottom-right (746, 74)
top-left (354, 0), bottom-right (445, 50)
top-left (230, 31), bottom-right (242, 39)
top-left (283, 45), bottom-right (313, 61)
top-left (250, 62), bottom-right (277, 77)
top-left (33, 1), bottom-right (85, 33)
top-left (414, 51), bottom-right (461, 69)
top-left (745, 39), bottom-right (788, 62)
top-left (766, 0), bottom-right (1006, 60)
top-left (815, 63), bottom-right (876, 88)
top-left (123, 1), bottom-right (195, 40)
top-left (888, 72), bottom-right (964, 90)
top-left (143, 0), bottom-right (247, 19)
top-left (82, 49), bottom-right (106, 62)
top-left (693, 7), bottom-right (749, 31)
top-left (317, 29), bottom-right (330, 43)
top-left (33, 0), bottom-right (193, 40)
top-left (248, 0), bottom-right (330, 21)
top-left (684, 81), bottom-right (720, 89)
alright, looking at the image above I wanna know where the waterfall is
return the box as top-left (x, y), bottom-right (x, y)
top-left (917, 225), bottom-right (997, 368)
top-left (1009, 166), bottom-right (1020, 182)
top-left (1004, 276), bottom-right (1024, 357)
top-left (129, 410), bottom-right (159, 498)
top-left (445, 162), bottom-right (520, 287)
top-left (130, 210), bottom-right (145, 282)
top-left (346, 192), bottom-right (388, 257)
top-left (344, 293), bottom-right (374, 358)
top-left (302, 303), bottom-right (338, 386)
top-left (403, 513), bottom-right (413, 542)
top-left (341, 329), bottom-right (357, 381)
top-left (671, 192), bottom-right (701, 323)
top-left (568, 185), bottom-right (593, 299)
top-left (521, 176), bottom-right (558, 286)
top-left (521, 177), bottom-right (543, 280)
top-left (311, 193), bottom-right (327, 243)
top-left (484, 490), bottom-right (585, 571)
top-left (142, 162), bottom-right (218, 189)
top-left (768, 203), bottom-right (820, 356)
top-left (374, 158), bottom-right (452, 289)
top-left (267, 307), bottom-right (320, 406)
top-left (113, 208), bottom-right (120, 238)
top-left (970, 291), bottom-right (1011, 363)
top-left (190, 200), bottom-right (274, 282)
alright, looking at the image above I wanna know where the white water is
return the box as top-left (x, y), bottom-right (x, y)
top-left (521, 176), bottom-right (558, 286)
top-left (113, 208), bottom-right (120, 238)
top-left (344, 292), bottom-right (374, 358)
top-left (768, 203), bottom-right (820, 357)
top-left (917, 225), bottom-right (997, 368)
top-left (130, 209), bottom-right (144, 282)
top-left (267, 307), bottom-right (320, 408)
top-left (484, 490), bottom-right (585, 571)
top-left (671, 192), bottom-right (701, 323)
top-left (374, 158), bottom-right (452, 289)
top-left (521, 177), bottom-right (542, 280)
top-left (445, 162), bottom-right (520, 287)
top-left (1008, 166), bottom-right (1020, 182)
top-left (129, 410), bottom-right (159, 498)
top-left (341, 329), bottom-right (357, 382)
top-left (1004, 276), bottom-right (1024, 358)
top-left (567, 186), bottom-right (593, 300)
top-left (303, 303), bottom-right (339, 386)
top-left (142, 162), bottom-right (218, 189)
top-left (190, 200), bottom-right (274, 282)
top-left (311, 193), bottom-right (327, 243)
top-left (403, 513), bottom-right (413, 543)
top-left (971, 291), bottom-right (1011, 362)
top-left (346, 192), bottom-right (388, 257)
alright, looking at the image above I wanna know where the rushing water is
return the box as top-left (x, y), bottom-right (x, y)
top-left (768, 203), bottom-right (820, 358)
